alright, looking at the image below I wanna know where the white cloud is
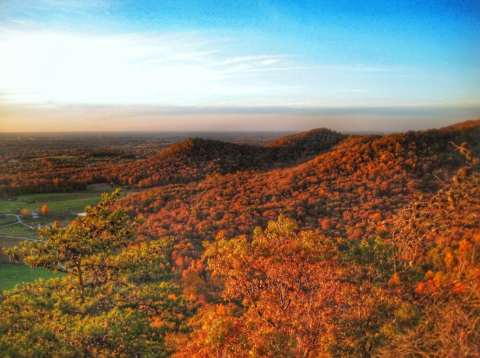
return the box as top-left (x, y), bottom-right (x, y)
top-left (0, 29), bottom-right (301, 106)
top-left (260, 59), bottom-right (279, 66)
top-left (211, 55), bottom-right (273, 66)
top-left (0, 28), bottom-right (435, 110)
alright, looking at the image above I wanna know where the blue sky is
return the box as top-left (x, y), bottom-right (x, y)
top-left (0, 0), bottom-right (479, 131)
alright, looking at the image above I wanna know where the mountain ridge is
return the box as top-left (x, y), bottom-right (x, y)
top-left (119, 119), bottom-right (480, 249)
top-left (2, 120), bottom-right (479, 196)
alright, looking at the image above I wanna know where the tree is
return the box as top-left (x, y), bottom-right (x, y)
top-left (175, 218), bottom-right (401, 358)
top-left (41, 204), bottom-right (50, 215)
top-left (1, 189), bottom-right (189, 357)
top-left (177, 216), bottom-right (344, 358)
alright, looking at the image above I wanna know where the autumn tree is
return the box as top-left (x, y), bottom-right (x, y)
top-left (41, 204), bottom-right (50, 215)
top-left (176, 216), bottom-right (345, 357)
top-left (1, 190), bottom-right (189, 357)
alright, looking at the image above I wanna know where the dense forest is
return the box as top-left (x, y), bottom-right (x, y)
top-left (0, 131), bottom-right (288, 196)
top-left (1, 119), bottom-right (479, 357)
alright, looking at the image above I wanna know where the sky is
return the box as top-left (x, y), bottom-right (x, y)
top-left (0, 0), bottom-right (479, 132)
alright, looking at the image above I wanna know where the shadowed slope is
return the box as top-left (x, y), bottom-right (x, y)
top-left (86, 128), bottom-right (348, 189)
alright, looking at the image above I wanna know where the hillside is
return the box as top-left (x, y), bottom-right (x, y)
top-left (0, 128), bottom-right (346, 195)
top-left (121, 120), bottom-right (480, 248)
top-left (98, 128), bottom-right (346, 188)
top-left (97, 137), bottom-right (273, 188)
top-left (265, 127), bottom-right (347, 157)
top-left (116, 119), bottom-right (479, 356)
top-left (2, 120), bottom-right (479, 357)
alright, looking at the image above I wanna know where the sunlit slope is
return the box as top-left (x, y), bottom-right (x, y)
top-left (83, 128), bottom-right (348, 188)
top-left (120, 120), bottom-right (480, 246)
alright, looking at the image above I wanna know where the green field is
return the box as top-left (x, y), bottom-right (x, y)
top-left (0, 264), bottom-right (64, 291)
top-left (0, 191), bottom-right (105, 241)
top-left (0, 225), bottom-right (37, 239)
top-left (0, 216), bottom-right (18, 225)
top-left (0, 188), bottom-right (138, 240)
top-left (0, 237), bottom-right (64, 291)
top-left (0, 192), bottom-right (103, 214)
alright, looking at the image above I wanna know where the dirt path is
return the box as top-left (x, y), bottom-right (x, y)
top-left (0, 214), bottom-right (30, 228)
top-left (0, 235), bottom-right (41, 242)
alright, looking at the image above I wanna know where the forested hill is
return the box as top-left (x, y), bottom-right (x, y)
top-left (0, 127), bottom-right (346, 195)
top-left (265, 127), bottom-right (347, 154)
top-left (83, 127), bottom-right (346, 188)
top-left (108, 129), bottom-right (345, 188)
top-left (438, 118), bottom-right (480, 132)
top-left (120, 119), bottom-right (480, 247)
top-left (1, 120), bottom-right (478, 197)
top-left (114, 120), bottom-right (479, 356)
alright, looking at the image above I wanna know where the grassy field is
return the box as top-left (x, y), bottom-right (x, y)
top-left (0, 185), bottom-right (136, 215)
top-left (0, 193), bottom-right (103, 214)
top-left (0, 187), bottom-right (138, 237)
top-left (0, 216), bottom-right (18, 225)
top-left (0, 191), bottom-right (105, 241)
top-left (0, 264), bottom-right (64, 291)
top-left (0, 225), bottom-right (37, 239)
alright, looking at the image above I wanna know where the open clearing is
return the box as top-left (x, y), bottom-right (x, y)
top-left (0, 192), bottom-right (103, 214)
top-left (0, 216), bottom-right (18, 225)
top-left (0, 192), bottom-right (103, 240)
top-left (0, 235), bottom-right (64, 291)
top-left (0, 185), bottom-right (135, 215)
top-left (0, 264), bottom-right (64, 291)
top-left (0, 225), bottom-right (38, 240)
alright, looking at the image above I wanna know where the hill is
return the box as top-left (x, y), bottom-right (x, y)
top-left (120, 120), bottom-right (480, 247)
top-left (2, 119), bottom-right (479, 357)
top-left (109, 128), bottom-right (346, 188)
top-left (0, 128), bottom-right (348, 196)
top-left (34, 128), bottom-right (347, 192)
top-left (265, 127), bottom-right (346, 154)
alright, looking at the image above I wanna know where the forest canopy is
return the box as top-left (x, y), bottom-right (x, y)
top-left (1, 120), bottom-right (479, 357)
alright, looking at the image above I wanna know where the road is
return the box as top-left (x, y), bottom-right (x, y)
top-left (0, 214), bottom-right (42, 242)
top-left (0, 235), bottom-right (41, 242)
top-left (0, 214), bottom-right (30, 228)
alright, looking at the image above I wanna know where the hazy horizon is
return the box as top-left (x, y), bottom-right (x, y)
top-left (1, 0), bottom-right (479, 132)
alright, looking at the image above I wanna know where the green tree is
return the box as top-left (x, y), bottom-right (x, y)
top-left (1, 190), bottom-right (189, 357)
